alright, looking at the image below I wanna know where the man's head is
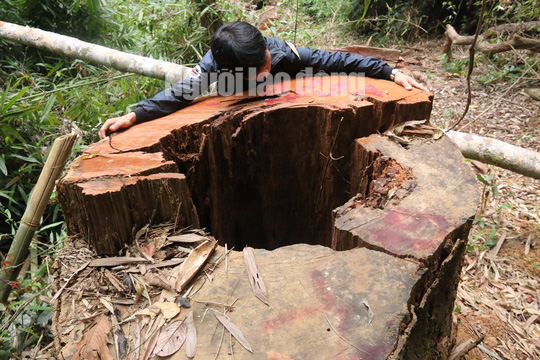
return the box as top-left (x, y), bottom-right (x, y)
top-left (211, 22), bottom-right (271, 80)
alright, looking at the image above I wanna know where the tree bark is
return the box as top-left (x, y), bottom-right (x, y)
top-left (58, 76), bottom-right (433, 255)
top-left (52, 76), bottom-right (481, 359)
top-left (0, 21), bottom-right (190, 82)
top-left (443, 24), bottom-right (540, 59)
top-left (447, 130), bottom-right (540, 179)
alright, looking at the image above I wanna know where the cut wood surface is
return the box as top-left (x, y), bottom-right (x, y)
top-left (52, 75), bottom-right (483, 358)
top-left (58, 76), bottom-right (433, 255)
top-left (334, 134), bottom-right (479, 259)
top-left (59, 172), bottom-right (199, 255)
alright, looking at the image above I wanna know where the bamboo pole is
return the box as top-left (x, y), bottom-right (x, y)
top-left (0, 132), bottom-right (78, 302)
top-left (0, 21), bottom-right (190, 83)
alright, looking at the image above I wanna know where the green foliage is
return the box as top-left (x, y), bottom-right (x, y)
top-left (0, 0), bottom-right (122, 44)
top-left (440, 53), bottom-right (469, 77)
top-left (111, 0), bottom-right (219, 62)
top-left (351, 2), bottom-right (428, 45)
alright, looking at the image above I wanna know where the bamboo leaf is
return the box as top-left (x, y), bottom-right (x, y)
top-left (0, 124), bottom-right (25, 143)
top-left (5, 86), bottom-right (29, 111)
top-left (359, 0), bottom-right (372, 21)
top-left (9, 154), bottom-right (39, 163)
top-left (40, 94), bottom-right (57, 123)
top-left (174, 239), bottom-right (217, 292)
top-left (213, 310), bottom-right (253, 353)
top-left (36, 221), bottom-right (63, 233)
top-left (142, 329), bottom-right (160, 360)
top-left (0, 157), bottom-right (7, 176)
top-left (153, 320), bottom-right (187, 357)
top-left (185, 310), bottom-right (197, 358)
top-left (0, 191), bottom-right (19, 204)
top-left (243, 247), bottom-right (269, 305)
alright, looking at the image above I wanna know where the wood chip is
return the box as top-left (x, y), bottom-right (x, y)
top-left (153, 320), bottom-right (187, 357)
top-left (524, 234), bottom-right (531, 255)
top-left (147, 258), bottom-right (184, 270)
top-left (243, 247), bottom-right (269, 306)
top-left (110, 298), bottom-right (135, 306)
top-left (185, 310), bottom-right (197, 358)
top-left (174, 240), bottom-right (217, 292)
top-left (213, 310), bottom-right (253, 353)
top-left (489, 231), bottom-right (507, 258)
top-left (89, 257), bottom-right (148, 267)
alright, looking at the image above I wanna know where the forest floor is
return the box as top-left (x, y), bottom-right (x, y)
top-left (415, 40), bottom-right (540, 359)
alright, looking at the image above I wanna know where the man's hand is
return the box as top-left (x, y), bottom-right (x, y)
top-left (99, 112), bottom-right (137, 139)
top-left (393, 72), bottom-right (429, 92)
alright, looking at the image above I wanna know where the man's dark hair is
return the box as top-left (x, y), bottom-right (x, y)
top-left (211, 22), bottom-right (267, 73)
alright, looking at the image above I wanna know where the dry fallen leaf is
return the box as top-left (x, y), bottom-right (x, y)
top-left (243, 247), bottom-right (269, 305)
top-left (174, 240), bottom-right (217, 292)
top-left (72, 316), bottom-right (113, 360)
top-left (137, 302), bottom-right (180, 320)
top-left (144, 271), bottom-right (173, 291)
top-left (140, 243), bottom-right (156, 257)
top-left (213, 310), bottom-right (253, 353)
top-left (142, 329), bottom-right (160, 360)
top-left (153, 320), bottom-right (187, 357)
top-left (168, 233), bottom-right (209, 243)
top-left (185, 310), bottom-right (197, 358)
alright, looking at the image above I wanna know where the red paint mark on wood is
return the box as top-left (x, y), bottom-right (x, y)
top-left (369, 207), bottom-right (451, 255)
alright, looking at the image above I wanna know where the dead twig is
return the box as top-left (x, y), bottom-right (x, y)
top-left (194, 300), bottom-right (235, 312)
top-left (448, 335), bottom-right (485, 360)
top-left (447, 0), bottom-right (486, 131)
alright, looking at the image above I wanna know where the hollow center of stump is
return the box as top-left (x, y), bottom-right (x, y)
top-left (185, 105), bottom-right (379, 250)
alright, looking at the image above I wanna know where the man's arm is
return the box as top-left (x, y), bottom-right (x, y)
top-left (294, 46), bottom-right (428, 92)
top-left (99, 50), bottom-right (217, 139)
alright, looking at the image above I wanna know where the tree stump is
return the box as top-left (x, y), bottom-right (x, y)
top-left (54, 76), bottom-right (480, 359)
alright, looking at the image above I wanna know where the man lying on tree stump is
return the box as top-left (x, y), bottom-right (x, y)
top-left (99, 21), bottom-right (428, 139)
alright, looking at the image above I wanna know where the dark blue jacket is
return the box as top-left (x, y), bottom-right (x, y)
top-left (133, 37), bottom-right (394, 123)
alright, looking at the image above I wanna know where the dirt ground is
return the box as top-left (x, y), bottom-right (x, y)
top-left (415, 40), bottom-right (539, 360)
